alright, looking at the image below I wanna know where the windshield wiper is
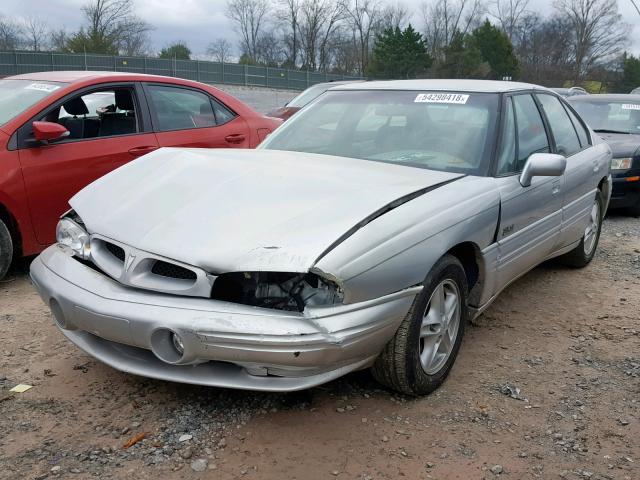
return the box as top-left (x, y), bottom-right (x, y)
top-left (593, 128), bottom-right (630, 134)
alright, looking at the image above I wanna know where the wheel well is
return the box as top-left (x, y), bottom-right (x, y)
top-left (447, 242), bottom-right (483, 305)
top-left (0, 203), bottom-right (22, 255)
top-left (597, 176), bottom-right (608, 193)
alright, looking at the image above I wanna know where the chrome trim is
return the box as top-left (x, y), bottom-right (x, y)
top-left (89, 234), bottom-right (215, 297)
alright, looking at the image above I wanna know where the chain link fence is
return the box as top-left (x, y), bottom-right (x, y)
top-left (0, 51), bottom-right (362, 90)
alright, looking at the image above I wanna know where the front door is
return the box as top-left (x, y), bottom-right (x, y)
top-left (494, 93), bottom-right (563, 292)
top-left (17, 84), bottom-right (158, 245)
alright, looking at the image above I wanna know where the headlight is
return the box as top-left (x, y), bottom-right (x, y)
top-left (210, 271), bottom-right (344, 311)
top-left (56, 217), bottom-right (90, 259)
top-left (611, 157), bottom-right (632, 170)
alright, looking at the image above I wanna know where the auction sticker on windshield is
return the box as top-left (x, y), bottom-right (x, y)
top-left (25, 83), bottom-right (60, 93)
top-left (621, 104), bottom-right (640, 110)
top-left (414, 93), bottom-right (469, 104)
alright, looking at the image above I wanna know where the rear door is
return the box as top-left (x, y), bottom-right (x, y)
top-left (535, 93), bottom-right (600, 247)
top-left (143, 83), bottom-right (251, 148)
top-left (17, 82), bottom-right (158, 245)
top-left (494, 93), bottom-right (563, 291)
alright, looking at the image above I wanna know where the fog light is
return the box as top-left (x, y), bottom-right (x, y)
top-left (172, 332), bottom-right (184, 355)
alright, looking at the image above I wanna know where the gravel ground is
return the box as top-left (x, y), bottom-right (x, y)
top-left (0, 213), bottom-right (638, 480)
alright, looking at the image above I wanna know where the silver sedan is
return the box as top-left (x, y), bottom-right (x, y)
top-left (30, 80), bottom-right (612, 395)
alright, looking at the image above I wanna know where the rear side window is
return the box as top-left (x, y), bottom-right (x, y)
top-left (212, 99), bottom-right (236, 124)
top-left (565, 105), bottom-right (590, 147)
top-left (147, 85), bottom-right (233, 132)
top-left (537, 94), bottom-right (582, 156)
top-left (512, 94), bottom-right (550, 172)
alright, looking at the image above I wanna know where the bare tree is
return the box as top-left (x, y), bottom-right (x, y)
top-left (421, 0), bottom-right (484, 60)
top-left (50, 28), bottom-right (69, 52)
top-left (343, 0), bottom-right (381, 75)
top-left (554, 0), bottom-right (628, 80)
top-left (377, 2), bottom-right (410, 32)
top-left (0, 16), bottom-right (23, 50)
top-left (296, 0), bottom-right (345, 70)
top-left (207, 38), bottom-right (233, 63)
top-left (257, 31), bottom-right (284, 64)
top-left (225, 0), bottom-right (270, 62)
top-left (74, 0), bottom-right (151, 54)
top-left (490, 0), bottom-right (529, 42)
top-left (278, 0), bottom-right (301, 66)
top-left (318, 2), bottom-right (346, 70)
top-left (514, 12), bottom-right (574, 84)
top-left (22, 17), bottom-right (49, 51)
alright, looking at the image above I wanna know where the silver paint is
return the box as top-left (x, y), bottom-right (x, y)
top-left (30, 80), bottom-right (613, 391)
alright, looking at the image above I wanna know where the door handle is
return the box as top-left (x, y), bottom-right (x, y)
top-left (225, 134), bottom-right (246, 144)
top-left (128, 146), bottom-right (158, 157)
top-left (552, 179), bottom-right (561, 195)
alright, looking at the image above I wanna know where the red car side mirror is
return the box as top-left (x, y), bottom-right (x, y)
top-left (32, 121), bottom-right (69, 143)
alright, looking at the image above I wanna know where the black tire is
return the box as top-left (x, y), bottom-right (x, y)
top-left (561, 190), bottom-right (603, 268)
top-left (371, 254), bottom-right (468, 396)
top-left (0, 219), bottom-right (12, 280)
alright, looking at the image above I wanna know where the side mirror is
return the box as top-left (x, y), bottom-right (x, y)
top-left (32, 121), bottom-right (69, 144)
top-left (519, 153), bottom-right (567, 187)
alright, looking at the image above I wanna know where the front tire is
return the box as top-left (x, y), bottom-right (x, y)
top-left (0, 219), bottom-right (13, 280)
top-left (561, 190), bottom-right (603, 268)
top-left (371, 254), bottom-right (468, 396)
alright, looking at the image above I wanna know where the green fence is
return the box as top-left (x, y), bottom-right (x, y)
top-left (0, 51), bottom-right (361, 90)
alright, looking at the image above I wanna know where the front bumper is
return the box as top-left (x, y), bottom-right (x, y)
top-left (609, 170), bottom-right (640, 209)
top-left (30, 246), bottom-right (419, 391)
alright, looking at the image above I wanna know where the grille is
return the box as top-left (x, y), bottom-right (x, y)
top-left (151, 260), bottom-right (197, 281)
top-left (105, 242), bottom-right (125, 262)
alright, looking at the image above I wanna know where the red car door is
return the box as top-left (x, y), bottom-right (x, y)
top-left (17, 83), bottom-right (158, 245)
top-left (143, 83), bottom-right (251, 148)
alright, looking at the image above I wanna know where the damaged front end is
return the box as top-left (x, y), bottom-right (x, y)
top-left (210, 271), bottom-right (344, 312)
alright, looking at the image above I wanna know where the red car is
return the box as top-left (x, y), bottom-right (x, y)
top-left (0, 71), bottom-right (281, 278)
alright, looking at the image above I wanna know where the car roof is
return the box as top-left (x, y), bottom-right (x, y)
top-left (6, 70), bottom-right (185, 84)
top-left (329, 79), bottom-right (552, 94)
top-left (568, 93), bottom-right (640, 102)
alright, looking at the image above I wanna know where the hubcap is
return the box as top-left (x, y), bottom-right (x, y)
top-left (419, 279), bottom-right (461, 375)
top-left (583, 200), bottom-right (600, 256)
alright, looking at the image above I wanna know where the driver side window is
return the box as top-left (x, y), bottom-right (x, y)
top-left (41, 87), bottom-right (139, 140)
top-left (498, 94), bottom-right (550, 175)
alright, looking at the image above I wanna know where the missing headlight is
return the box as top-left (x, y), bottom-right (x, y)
top-left (210, 272), bottom-right (344, 312)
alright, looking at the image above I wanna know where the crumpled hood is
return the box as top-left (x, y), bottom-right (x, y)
top-left (72, 148), bottom-right (462, 273)
top-left (597, 132), bottom-right (640, 157)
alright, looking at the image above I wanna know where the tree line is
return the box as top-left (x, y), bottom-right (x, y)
top-left (0, 0), bottom-right (637, 90)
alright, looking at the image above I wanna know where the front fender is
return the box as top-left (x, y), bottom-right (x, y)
top-left (314, 177), bottom-right (500, 304)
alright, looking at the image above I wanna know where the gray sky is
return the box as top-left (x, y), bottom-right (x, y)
top-left (3, 0), bottom-right (640, 56)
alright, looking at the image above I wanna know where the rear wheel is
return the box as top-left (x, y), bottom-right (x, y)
top-left (561, 190), bottom-right (603, 268)
top-left (0, 219), bottom-right (12, 280)
top-left (371, 254), bottom-right (468, 396)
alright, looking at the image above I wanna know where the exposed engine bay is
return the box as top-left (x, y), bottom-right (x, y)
top-left (210, 271), bottom-right (344, 312)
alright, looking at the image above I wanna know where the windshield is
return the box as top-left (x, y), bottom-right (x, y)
top-left (0, 79), bottom-right (65, 126)
top-left (571, 99), bottom-right (640, 134)
top-left (261, 90), bottom-right (499, 175)
top-left (287, 84), bottom-right (331, 108)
